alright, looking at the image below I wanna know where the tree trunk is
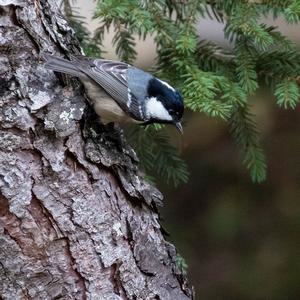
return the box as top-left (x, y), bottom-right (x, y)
top-left (0, 1), bottom-right (191, 299)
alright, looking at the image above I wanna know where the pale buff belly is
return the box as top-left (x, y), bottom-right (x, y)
top-left (82, 79), bottom-right (141, 124)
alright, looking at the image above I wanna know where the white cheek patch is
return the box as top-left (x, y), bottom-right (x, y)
top-left (146, 97), bottom-right (172, 121)
top-left (157, 79), bottom-right (175, 92)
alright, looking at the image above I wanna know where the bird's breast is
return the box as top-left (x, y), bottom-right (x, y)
top-left (82, 79), bottom-right (140, 124)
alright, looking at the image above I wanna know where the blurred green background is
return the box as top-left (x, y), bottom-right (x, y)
top-left (72, 2), bottom-right (300, 298)
top-left (160, 92), bottom-right (300, 299)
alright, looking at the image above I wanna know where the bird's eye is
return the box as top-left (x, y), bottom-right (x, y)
top-left (169, 109), bottom-right (174, 115)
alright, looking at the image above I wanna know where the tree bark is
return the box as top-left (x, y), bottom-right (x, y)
top-left (0, 1), bottom-right (191, 299)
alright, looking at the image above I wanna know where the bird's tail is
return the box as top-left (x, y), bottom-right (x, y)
top-left (43, 53), bottom-right (88, 79)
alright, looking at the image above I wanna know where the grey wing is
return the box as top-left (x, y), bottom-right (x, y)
top-left (75, 58), bottom-right (148, 121)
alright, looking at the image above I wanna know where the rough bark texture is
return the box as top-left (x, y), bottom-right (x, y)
top-left (0, 1), bottom-right (191, 299)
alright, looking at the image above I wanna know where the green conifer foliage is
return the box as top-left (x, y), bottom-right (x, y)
top-left (63, 0), bottom-right (300, 185)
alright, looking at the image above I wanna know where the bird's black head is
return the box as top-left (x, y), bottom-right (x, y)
top-left (147, 77), bottom-right (184, 132)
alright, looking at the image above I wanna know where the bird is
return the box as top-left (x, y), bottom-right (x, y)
top-left (43, 54), bottom-right (184, 133)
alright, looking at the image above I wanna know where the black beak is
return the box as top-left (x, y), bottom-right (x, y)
top-left (175, 122), bottom-right (183, 134)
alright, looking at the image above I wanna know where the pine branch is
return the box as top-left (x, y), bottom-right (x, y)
top-left (62, 0), bottom-right (102, 57)
top-left (112, 25), bottom-right (137, 63)
top-left (275, 78), bottom-right (300, 109)
top-left (284, 1), bottom-right (300, 24)
top-left (126, 126), bottom-right (189, 187)
top-left (230, 106), bottom-right (267, 182)
top-left (257, 49), bottom-right (300, 86)
top-left (196, 41), bottom-right (235, 75)
top-left (183, 69), bottom-right (233, 120)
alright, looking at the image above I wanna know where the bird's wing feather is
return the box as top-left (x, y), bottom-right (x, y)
top-left (74, 57), bottom-right (146, 121)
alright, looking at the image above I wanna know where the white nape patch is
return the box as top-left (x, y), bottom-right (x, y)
top-left (146, 97), bottom-right (172, 121)
top-left (158, 79), bottom-right (175, 91)
top-left (127, 87), bottom-right (132, 108)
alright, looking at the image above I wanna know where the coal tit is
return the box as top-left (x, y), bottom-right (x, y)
top-left (43, 54), bottom-right (184, 133)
